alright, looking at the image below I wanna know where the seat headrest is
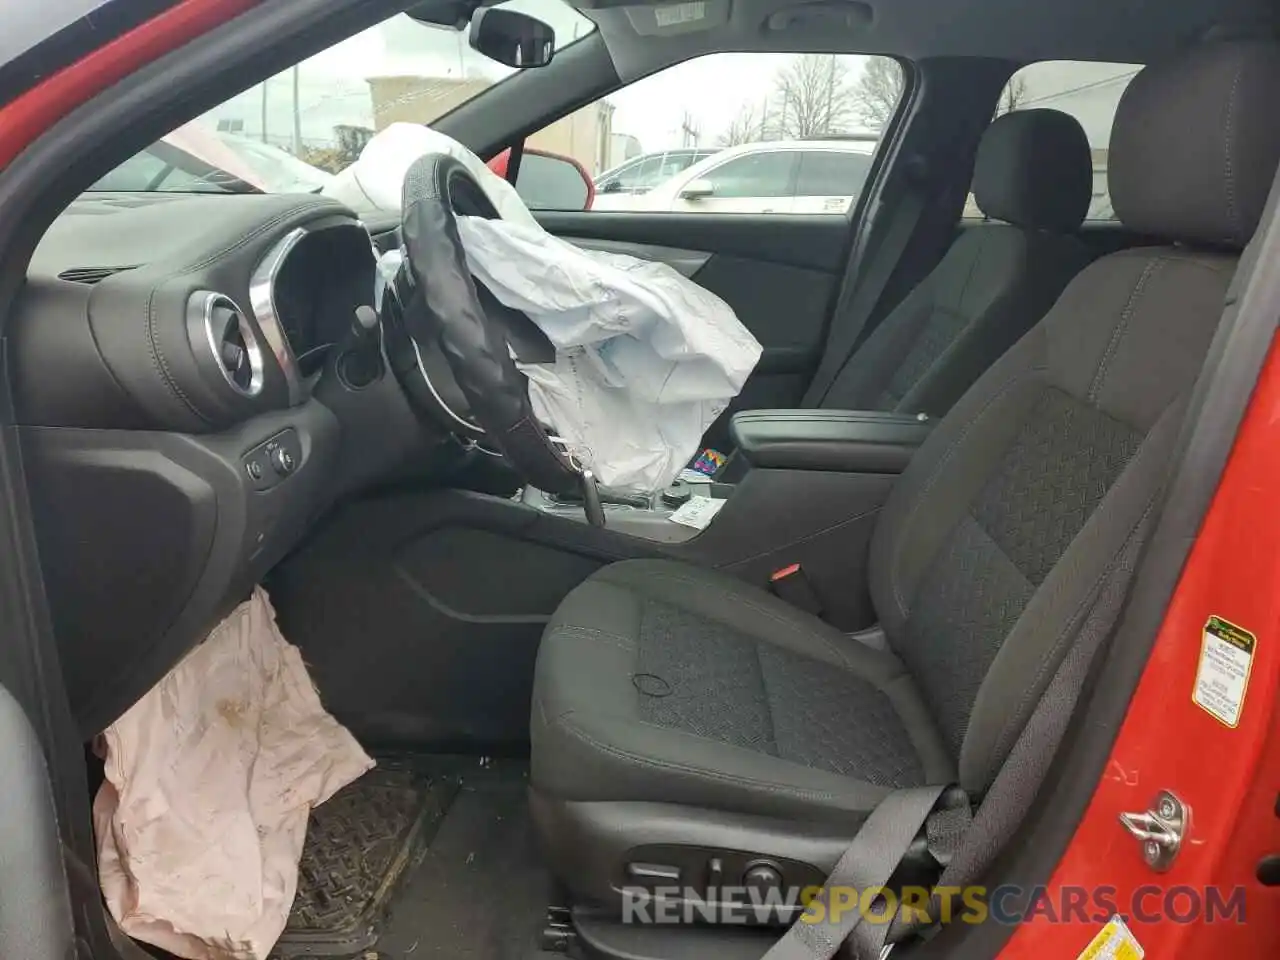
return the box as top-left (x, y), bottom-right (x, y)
top-left (1110, 41), bottom-right (1280, 248)
top-left (972, 109), bottom-right (1093, 231)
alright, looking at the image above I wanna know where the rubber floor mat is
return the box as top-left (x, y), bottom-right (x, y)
top-left (271, 766), bottom-right (456, 958)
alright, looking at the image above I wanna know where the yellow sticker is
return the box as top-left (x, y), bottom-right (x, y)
top-left (1192, 615), bottom-right (1257, 728)
top-left (1076, 915), bottom-right (1145, 960)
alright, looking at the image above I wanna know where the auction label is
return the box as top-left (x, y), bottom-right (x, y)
top-left (1192, 615), bottom-right (1256, 728)
top-left (1076, 916), bottom-right (1144, 960)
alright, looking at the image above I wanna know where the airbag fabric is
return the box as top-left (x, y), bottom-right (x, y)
top-left (457, 215), bottom-right (761, 491)
top-left (93, 588), bottom-right (373, 960)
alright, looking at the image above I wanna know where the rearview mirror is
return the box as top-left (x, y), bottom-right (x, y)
top-left (469, 8), bottom-right (555, 68)
top-left (679, 178), bottom-right (715, 200)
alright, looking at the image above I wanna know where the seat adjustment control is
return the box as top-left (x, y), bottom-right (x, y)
top-left (626, 862), bottom-right (680, 885)
top-left (742, 860), bottom-right (784, 891)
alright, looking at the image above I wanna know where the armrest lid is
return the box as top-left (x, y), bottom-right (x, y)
top-left (731, 409), bottom-right (934, 473)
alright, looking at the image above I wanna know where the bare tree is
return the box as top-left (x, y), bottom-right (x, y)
top-left (995, 75), bottom-right (1028, 117)
top-left (854, 58), bottom-right (904, 132)
top-left (767, 55), bottom-right (857, 140)
top-left (718, 104), bottom-right (763, 147)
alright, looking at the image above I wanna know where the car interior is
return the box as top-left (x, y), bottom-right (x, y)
top-left (5, 0), bottom-right (1280, 958)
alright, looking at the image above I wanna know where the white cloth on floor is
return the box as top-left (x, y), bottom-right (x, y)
top-left (93, 588), bottom-right (373, 960)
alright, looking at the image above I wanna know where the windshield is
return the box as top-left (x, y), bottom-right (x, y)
top-left (85, 1), bottom-right (594, 195)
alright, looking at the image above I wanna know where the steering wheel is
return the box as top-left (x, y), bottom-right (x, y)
top-left (396, 153), bottom-right (582, 495)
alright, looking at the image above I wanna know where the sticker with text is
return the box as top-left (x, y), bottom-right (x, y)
top-left (1193, 615), bottom-right (1256, 728)
top-left (1075, 915), bottom-right (1144, 960)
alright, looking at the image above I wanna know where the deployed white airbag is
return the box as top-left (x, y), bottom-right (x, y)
top-left (457, 216), bottom-right (761, 491)
top-left (325, 124), bottom-right (761, 492)
top-left (94, 589), bottom-right (373, 960)
top-left (323, 121), bottom-right (537, 228)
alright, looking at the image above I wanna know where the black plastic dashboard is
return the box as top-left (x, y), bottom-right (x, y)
top-left (11, 192), bottom-right (435, 736)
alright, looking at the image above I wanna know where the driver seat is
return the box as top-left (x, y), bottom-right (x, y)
top-left (529, 40), bottom-right (1280, 907)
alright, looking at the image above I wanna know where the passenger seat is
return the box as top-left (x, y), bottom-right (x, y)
top-left (815, 108), bottom-right (1095, 415)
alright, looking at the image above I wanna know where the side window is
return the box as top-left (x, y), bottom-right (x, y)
top-left (521, 52), bottom-right (904, 213)
top-left (601, 156), bottom-right (661, 193)
top-left (964, 60), bottom-right (1140, 222)
top-left (700, 152), bottom-right (797, 198)
top-left (795, 150), bottom-right (874, 198)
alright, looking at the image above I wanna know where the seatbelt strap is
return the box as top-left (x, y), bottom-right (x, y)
top-left (760, 784), bottom-right (950, 960)
top-left (802, 188), bottom-right (928, 408)
top-left (763, 514), bottom-right (1152, 960)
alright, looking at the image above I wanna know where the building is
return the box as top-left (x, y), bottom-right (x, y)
top-left (367, 76), bottom-right (614, 175)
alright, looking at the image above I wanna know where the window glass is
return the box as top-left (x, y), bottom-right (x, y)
top-left (534, 53), bottom-right (903, 213)
top-left (702, 152), bottom-right (797, 198)
top-left (84, 1), bottom-right (595, 196)
top-left (964, 60), bottom-right (1141, 222)
top-left (795, 150), bottom-right (874, 197)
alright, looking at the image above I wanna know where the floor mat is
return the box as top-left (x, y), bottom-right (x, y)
top-left (272, 764), bottom-right (457, 958)
top-left (372, 757), bottom-right (559, 960)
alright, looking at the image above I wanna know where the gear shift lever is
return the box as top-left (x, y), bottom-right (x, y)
top-left (580, 469), bottom-right (606, 527)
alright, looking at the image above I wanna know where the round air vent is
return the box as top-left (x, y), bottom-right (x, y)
top-left (200, 293), bottom-right (265, 397)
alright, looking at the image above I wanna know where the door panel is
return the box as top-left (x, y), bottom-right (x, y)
top-left (535, 211), bottom-right (848, 440)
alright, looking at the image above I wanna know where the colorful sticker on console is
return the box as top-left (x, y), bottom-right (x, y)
top-left (1192, 615), bottom-right (1257, 728)
top-left (1076, 915), bottom-right (1144, 960)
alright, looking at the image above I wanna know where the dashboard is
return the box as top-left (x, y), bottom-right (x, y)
top-left (12, 192), bottom-right (441, 735)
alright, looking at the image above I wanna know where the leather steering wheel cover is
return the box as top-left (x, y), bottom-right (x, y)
top-left (400, 153), bottom-right (581, 495)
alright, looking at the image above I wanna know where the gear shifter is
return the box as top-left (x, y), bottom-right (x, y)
top-left (580, 469), bottom-right (606, 527)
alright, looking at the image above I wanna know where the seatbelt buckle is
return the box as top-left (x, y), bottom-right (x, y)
top-left (769, 563), bottom-right (824, 617)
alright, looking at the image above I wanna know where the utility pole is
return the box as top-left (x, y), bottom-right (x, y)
top-left (825, 54), bottom-right (836, 134)
top-left (291, 65), bottom-right (302, 155)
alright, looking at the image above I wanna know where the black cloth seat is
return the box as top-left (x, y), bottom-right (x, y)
top-left (814, 108), bottom-right (1095, 416)
top-left (530, 40), bottom-right (1280, 901)
top-left (533, 559), bottom-right (954, 822)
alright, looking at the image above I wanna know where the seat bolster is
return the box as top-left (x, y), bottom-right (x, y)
top-left (531, 560), bottom-right (955, 824)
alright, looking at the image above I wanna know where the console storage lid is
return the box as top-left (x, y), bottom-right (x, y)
top-left (730, 409), bottom-right (934, 473)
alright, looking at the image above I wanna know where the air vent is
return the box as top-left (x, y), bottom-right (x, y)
top-left (58, 265), bottom-right (135, 284)
top-left (197, 293), bottom-right (265, 398)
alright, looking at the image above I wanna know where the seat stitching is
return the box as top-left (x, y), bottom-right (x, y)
top-left (890, 366), bottom-right (1041, 619)
top-left (1087, 257), bottom-right (1163, 403)
top-left (949, 224), bottom-right (990, 314)
top-left (552, 713), bottom-right (855, 802)
top-left (549, 624), bottom-right (636, 652)
top-left (608, 568), bottom-right (859, 670)
top-left (1224, 57), bottom-right (1244, 240)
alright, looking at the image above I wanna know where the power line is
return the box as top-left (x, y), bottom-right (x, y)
top-left (1015, 68), bottom-right (1141, 108)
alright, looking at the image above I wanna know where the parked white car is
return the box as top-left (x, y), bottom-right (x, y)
top-left (593, 139), bottom-right (877, 214)
top-left (593, 148), bottom-right (719, 204)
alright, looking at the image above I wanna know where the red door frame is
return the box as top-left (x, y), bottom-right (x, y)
top-left (0, 1), bottom-right (1276, 956)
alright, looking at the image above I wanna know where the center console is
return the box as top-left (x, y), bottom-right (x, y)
top-left (521, 479), bottom-right (736, 543)
top-left (519, 409), bottom-right (935, 626)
